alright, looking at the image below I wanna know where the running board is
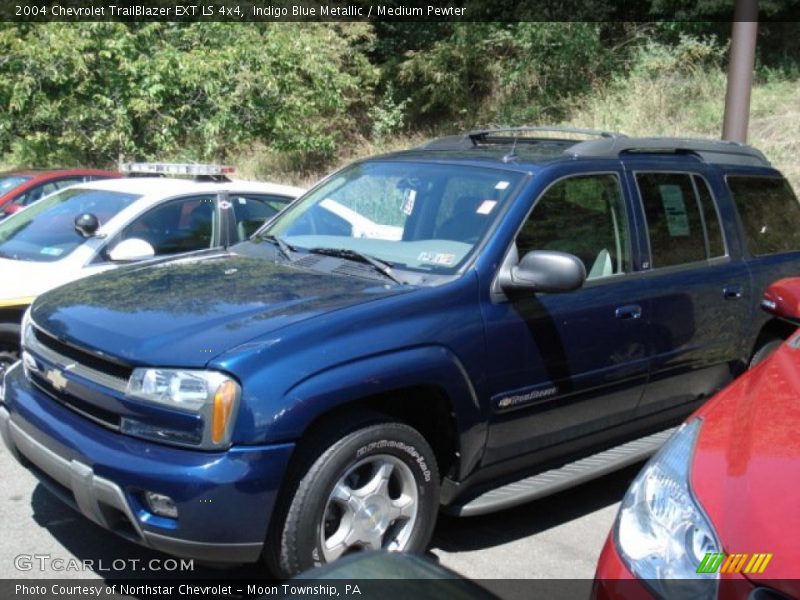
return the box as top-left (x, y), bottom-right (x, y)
top-left (450, 427), bottom-right (677, 517)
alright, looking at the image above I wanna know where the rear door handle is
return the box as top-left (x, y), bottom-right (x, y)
top-left (615, 304), bottom-right (642, 320)
top-left (723, 285), bottom-right (744, 300)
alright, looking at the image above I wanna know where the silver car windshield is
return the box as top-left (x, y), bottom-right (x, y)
top-left (263, 161), bottom-right (524, 274)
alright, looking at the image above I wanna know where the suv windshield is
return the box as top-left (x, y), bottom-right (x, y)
top-left (264, 161), bottom-right (524, 274)
top-left (0, 188), bottom-right (140, 262)
top-left (0, 175), bottom-right (32, 196)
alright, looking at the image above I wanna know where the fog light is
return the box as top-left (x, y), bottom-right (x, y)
top-left (144, 492), bottom-right (178, 519)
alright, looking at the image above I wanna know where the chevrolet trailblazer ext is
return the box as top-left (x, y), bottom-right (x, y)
top-left (3, 128), bottom-right (800, 577)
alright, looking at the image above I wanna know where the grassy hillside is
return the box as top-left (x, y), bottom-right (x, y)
top-left (237, 73), bottom-right (800, 193)
top-left (565, 38), bottom-right (800, 190)
top-left (235, 36), bottom-right (800, 194)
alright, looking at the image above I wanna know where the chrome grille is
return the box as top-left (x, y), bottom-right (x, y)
top-left (28, 372), bottom-right (121, 430)
top-left (27, 327), bottom-right (130, 394)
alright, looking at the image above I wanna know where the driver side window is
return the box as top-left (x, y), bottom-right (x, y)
top-left (517, 174), bottom-right (630, 280)
top-left (116, 195), bottom-right (217, 256)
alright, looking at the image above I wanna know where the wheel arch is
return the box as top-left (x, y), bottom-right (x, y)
top-left (267, 345), bottom-right (487, 483)
top-left (750, 317), bottom-right (796, 359)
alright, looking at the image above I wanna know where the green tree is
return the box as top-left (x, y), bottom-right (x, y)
top-left (394, 23), bottom-right (620, 127)
top-left (0, 23), bottom-right (377, 168)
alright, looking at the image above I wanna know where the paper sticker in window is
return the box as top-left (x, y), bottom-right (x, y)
top-left (477, 200), bottom-right (497, 215)
top-left (659, 185), bottom-right (690, 237)
top-left (402, 189), bottom-right (416, 216)
top-left (418, 251), bottom-right (456, 266)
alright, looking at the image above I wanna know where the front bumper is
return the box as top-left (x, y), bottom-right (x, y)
top-left (592, 536), bottom-right (650, 599)
top-left (592, 535), bottom-right (768, 600)
top-left (1, 363), bottom-right (295, 564)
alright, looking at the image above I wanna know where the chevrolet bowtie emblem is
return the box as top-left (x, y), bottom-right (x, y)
top-left (45, 369), bottom-right (69, 392)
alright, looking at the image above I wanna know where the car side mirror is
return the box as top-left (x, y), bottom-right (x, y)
top-left (74, 213), bottom-right (101, 237)
top-left (762, 277), bottom-right (800, 324)
top-left (107, 238), bottom-right (156, 262)
top-left (500, 250), bottom-right (586, 294)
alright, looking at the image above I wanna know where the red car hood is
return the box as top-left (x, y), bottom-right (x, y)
top-left (691, 339), bottom-right (800, 593)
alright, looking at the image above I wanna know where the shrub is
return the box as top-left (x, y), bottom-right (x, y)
top-left (395, 23), bottom-right (618, 127)
top-left (568, 35), bottom-right (729, 136)
top-left (0, 23), bottom-right (377, 168)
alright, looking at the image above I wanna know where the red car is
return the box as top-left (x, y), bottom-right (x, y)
top-left (0, 168), bottom-right (121, 216)
top-left (594, 278), bottom-right (800, 600)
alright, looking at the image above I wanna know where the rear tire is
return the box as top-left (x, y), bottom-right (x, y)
top-left (266, 418), bottom-right (439, 578)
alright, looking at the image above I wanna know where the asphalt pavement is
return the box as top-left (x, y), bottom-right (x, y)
top-left (0, 442), bottom-right (642, 586)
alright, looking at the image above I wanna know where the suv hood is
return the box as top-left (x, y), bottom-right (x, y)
top-left (691, 340), bottom-right (800, 591)
top-left (31, 252), bottom-right (410, 367)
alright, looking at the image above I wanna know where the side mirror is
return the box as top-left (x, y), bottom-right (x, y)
top-left (762, 277), bottom-right (800, 324)
top-left (74, 213), bottom-right (100, 237)
top-left (500, 250), bottom-right (586, 294)
top-left (107, 238), bottom-right (156, 262)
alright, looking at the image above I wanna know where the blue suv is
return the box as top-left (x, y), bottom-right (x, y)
top-left (3, 128), bottom-right (800, 577)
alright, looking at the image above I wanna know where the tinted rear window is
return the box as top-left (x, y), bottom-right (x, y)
top-left (637, 172), bottom-right (708, 268)
top-left (727, 176), bottom-right (800, 256)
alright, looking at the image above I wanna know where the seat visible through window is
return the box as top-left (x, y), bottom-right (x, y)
top-left (516, 174), bottom-right (630, 280)
top-left (436, 195), bottom-right (491, 243)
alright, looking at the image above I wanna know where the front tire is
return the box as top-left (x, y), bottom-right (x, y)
top-left (268, 419), bottom-right (439, 577)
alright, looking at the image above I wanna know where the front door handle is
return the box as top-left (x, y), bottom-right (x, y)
top-left (615, 304), bottom-right (642, 320)
top-left (723, 285), bottom-right (744, 300)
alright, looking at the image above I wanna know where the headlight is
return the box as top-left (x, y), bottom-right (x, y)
top-left (616, 419), bottom-right (720, 599)
top-left (124, 368), bottom-right (240, 450)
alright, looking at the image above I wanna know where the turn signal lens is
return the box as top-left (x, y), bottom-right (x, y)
top-left (212, 380), bottom-right (237, 444)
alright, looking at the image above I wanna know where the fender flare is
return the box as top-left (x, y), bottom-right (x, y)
top-left (272, 345), bottom-right (487, 480)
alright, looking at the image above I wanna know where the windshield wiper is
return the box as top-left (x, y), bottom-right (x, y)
top-left (308, 247), bottom-right (406, 285)
top-left (259, 235), bottom-right (295, 260)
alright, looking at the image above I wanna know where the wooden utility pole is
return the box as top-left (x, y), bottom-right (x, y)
top-left (722, 0), bottom-right (759, 142)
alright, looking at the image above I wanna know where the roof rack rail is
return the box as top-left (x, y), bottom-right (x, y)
top-left (418, 134), bottom-right (476, 150)
top-left (467, 126), bottom-right (624, 143)
top-left (567, 137), bottom-right (770, 167)
top-left (417, 126), bottom-right (625, 150)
